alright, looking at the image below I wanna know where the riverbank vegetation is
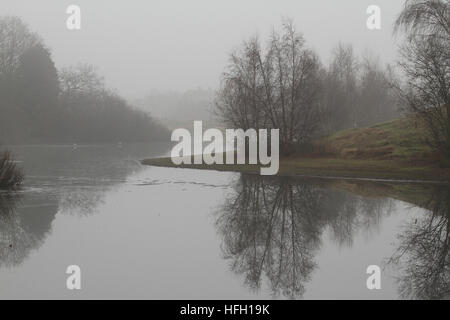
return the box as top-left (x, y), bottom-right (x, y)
top-left (215, 1), bottom-right (449, 161)
top-left (215, 19), bottom-right (399, 155)
top-left (142, 115), bottom-right (450, 182)
top-left (394, 0), bottom-right (450, 161)
top-left (144, 1), bottom-right (449, 181)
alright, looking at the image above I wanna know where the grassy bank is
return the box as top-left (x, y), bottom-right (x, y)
top-left (142, 156), bottom-right (450, 182)
top-left (318, 116), bottom-right (435, 163)
top-left (142, 116), bottom-right (450, 182)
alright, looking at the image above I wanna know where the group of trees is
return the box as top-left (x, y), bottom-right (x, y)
top-left (321, 44), bottom-right (398, 134)
top-left (216, 22), bottom-right (323, 154)
top-left (217, 0), bottom-right (449, 160)
top-left (57, 64), bottom-right (168, 142)
top-left (216, 21), bottom-right (399, 155)
top-left (0, 16), bottom-right (168, 144)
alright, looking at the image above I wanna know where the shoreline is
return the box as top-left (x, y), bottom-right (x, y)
top-left (141, 156), bottom-right (450, 184)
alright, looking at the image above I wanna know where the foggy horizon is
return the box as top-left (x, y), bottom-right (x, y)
top-left (1, 0), bottom-right (403, 99)
top-left (1, 0), bottom-right (448, 303)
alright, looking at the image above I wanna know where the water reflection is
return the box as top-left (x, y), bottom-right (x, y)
top-left (389, 186), bottom-right (450, 300)
top-left (0, 143), bottom-right (170, 268)
top-left (1, 192), bottom-right (32, 267)
top-left (1, 143), bottom-right (449, 299)
top-left (0, 192), bottom-right (20, 216)
top-left (58, 188), bottom-right (106, 217)
top-left (216, 174), bottom-right (449, 299)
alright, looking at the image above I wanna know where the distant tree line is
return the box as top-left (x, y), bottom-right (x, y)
top-left (0, 16), bottom-right (168, 144)
top-left (321, 44), bottom-right (398, 135)
top-left (136, 88), bottom-right (215, 123)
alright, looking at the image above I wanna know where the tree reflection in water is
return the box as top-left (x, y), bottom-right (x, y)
top-left (0, 187), bottom-right (106, 268)
top-left (0, 144), bottom-right (169, 270)
top-left (0, 192), bottom-right (38, 268)
top-left (58, 188), bottom-right (106, 217)
top-left (215, 174), bottom-right (394, 299)
top-left (389, 187), bottom-right (450, 300)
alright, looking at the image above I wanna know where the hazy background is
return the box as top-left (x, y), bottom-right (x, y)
top-left (0, 0), bottom-right (403, 99)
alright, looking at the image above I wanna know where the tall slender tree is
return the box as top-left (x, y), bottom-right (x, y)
top-left (395, 0), bottom-right (450, 160)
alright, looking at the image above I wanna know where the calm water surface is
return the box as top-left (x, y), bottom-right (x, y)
top-left (0, 144), bottom-right (448, 299)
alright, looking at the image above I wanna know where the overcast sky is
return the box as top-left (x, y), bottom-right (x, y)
top-left (0, 0), bottom-right (404, 99)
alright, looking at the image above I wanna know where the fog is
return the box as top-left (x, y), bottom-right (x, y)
top-left (1, 0), bottom-right (449, 301)
top-left (0, 0), bottom-right (403, 99)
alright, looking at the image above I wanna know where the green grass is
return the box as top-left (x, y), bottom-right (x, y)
top-left (320, 116), bottom-right (434, 162)
top-left (142, 116), bottom-right (450, 182)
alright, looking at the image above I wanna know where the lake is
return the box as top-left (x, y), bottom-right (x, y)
top-left (0, 143), bottom-right (448, 299)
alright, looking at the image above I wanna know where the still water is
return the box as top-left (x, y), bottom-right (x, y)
top-left (0, 143), bottom-right (448, 299)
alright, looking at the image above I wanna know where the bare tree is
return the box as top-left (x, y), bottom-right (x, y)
top-left (394, 0), bottom-right (449, 37)
top-left (216, 20), bottom-right (322, 155)
top-left (321, 43), bottom-right (359, 133)
top-left (398, 37), bottom-right (450, 157)
top-left (268, 21), bottom-right (322, 153)
top-left (395, 0), bottom-right (450, 160)
top-left (320, 45), bottom-right (400, 134)
top-left (59, 63), bottom-right (105, 107)
top-left (357, 54), bottom-right (399, 127)
top-left (215, 36), bottom-right (265, 131)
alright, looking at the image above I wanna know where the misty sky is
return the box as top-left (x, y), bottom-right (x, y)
top-left (0, 0), bottom-right (404, 99)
